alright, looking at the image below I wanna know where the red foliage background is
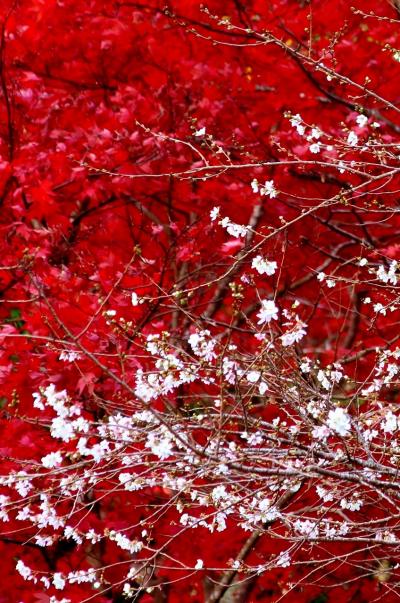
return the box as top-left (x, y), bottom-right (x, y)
top-left (1, 0), bottom-right (400, 601)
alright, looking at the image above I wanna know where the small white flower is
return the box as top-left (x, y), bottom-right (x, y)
top-left (251, 255), bottom-right (277, 276)
top-left (289, 114), bottom-right (305, 136)
top-left (327, 407), bottom-right (351, 437)
top-left (363, 428), bottom-right (378, 442)
top-left (188, 330), bottom-right (216, 361)
top-left (358, 258), bottom-right (368, 266)
top-left (212, 485), bottom-right (228, 502)
top-left (246, 370), bottom-right (261, 383)
top-left (381, 411), bottom-right (398, 434)
top-left (289, 113), bottom-right (302, 127)
top-left (312, 425), bottom-right (331, 440)
top-left (316, 485), bottom-right (334, 502)
top-left (59, 350), bottom-right (80, 362)
top-left (257, 299), bottom-right (279, 325)
top-left (210, 206), bottom-right (220, 221)
top-left (340, 497), bottom-right (363, 512)
top-left (195, 559), bottom-right (204, 570)
top-left (16, 560), bottom-right (32, 581)
top-left (131, 292), bottom-right (139, 306)
top-left (215, 512), bottom-right (227, 532)
top-left (309, 142), bottom-right (321, 154)
top-left (219, 217), bottom-right (248, 238)
top-left (262, 180), bottom-right (278, 199)
top-left (377, 261), bottom-right (397, 286)
top-left (374, 302), bottom-right (386, 315)
top-left (33, 392), bottom-right (45, 410)
top-left (356, 114), bottom-right (368, 128)
top-left (41, 451), bottom-right (63, 469)
top-left (310, 127), bottom-right (322, 139)
top-left (53, 573), bottom-right (66, 590)
top-left (300, 358), bottom-right (312, 373)
top-left (50, 417), bottom-right (75, 442)
top-left (194, 126), bottom-right (206, 137)
top-left (281, 325), bottom-right (307, 347)
top-left (276, 551), bottom-right (291, 568)
top-left (294, 519), bottom-right (319, 538)
top-left (146, 431), bottom-right (173, 460)
top-left (258, 381), bottom-right (268, 395)
top-left (347, 131), bottom-right (358, 147)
